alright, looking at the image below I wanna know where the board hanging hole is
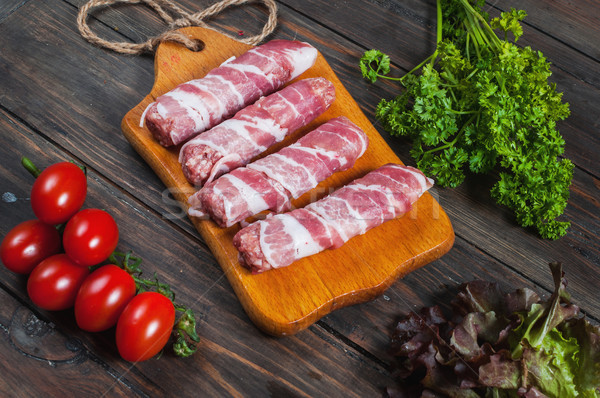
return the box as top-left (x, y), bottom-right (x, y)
top-left (187, 38), bottom-right (205, 52)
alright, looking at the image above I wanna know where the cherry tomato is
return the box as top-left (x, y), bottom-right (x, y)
top-left (1, 219), bottom-right (62, 274)
top-left (116, 292), bottom-right (175, 362)
top-left (27, 254), bottom-right (90, 310)
top-left (74, 264), bottom-right (136, 332)
top-left (30, 161), bottom-right (87, 225)
top-left (63, 208), bottom-right (119, 267)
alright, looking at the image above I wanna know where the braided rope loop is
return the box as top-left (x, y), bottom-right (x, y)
top-left (77, 0), bottom-right (278, 55)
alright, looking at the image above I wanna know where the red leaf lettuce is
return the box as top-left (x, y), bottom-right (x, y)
top-left (387, 263), bottom-right (600, 397)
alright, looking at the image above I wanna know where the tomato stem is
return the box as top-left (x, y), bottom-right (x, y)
top-left (21, 156), bottom-right (42, 178)
top-left (110, 250), bottom-right (200, 358)
top-left (173, 307), bottom-right (200, 357)
top-left (70, 160), bottom-right (87, 176)
top-left (21, 156), bottom-right (86, 178)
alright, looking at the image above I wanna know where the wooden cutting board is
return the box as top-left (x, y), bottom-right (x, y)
top-left (121, 27), bottom-right (455, 336)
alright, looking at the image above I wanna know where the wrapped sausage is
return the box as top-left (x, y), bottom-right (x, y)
top-left (233, 164), bottom-right (434, 273)
top-left (179, 77), bottom-right (335, 187)
top-left (188, 116), bottom-right (368, 227)
top-left (144, 40), bottom-right (318, 146)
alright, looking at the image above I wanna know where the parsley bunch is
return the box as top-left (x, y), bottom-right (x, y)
top-left (360, 0), bottom-right (573, 239)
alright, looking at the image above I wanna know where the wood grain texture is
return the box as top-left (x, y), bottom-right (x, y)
top-left (0, 289), bottom-right (139, 397)
top-left (0, 0), bottom-right (23, 21)
top-left (1, 0), bottom-right (599, 395)
top-left (121, 26), bottom-right (454, 336)
top-left (491, 0), bottom-right (600, 61)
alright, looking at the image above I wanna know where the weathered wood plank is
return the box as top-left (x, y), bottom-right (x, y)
top-left (0, 0), bottom-right (193, 234)
top-left (0, 1), bottom-right (599, 396)
top-left (281, 0), bottom-right (437, 72)
top-left (490, 0), bottom-right (600, 61)
top-left (0, 0), bottom-right (24, 22)
top-left (0, 289), bottom-right (139, 397)
top-left (67, 0), bottom-right (280, 45)
top-left (1, 1), bottom-right (598, 391)
top-left (320, 234), bottom-right (565, 364)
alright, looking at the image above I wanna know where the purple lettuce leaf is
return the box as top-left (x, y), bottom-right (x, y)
top-left (477, 350), bottom-right (520, 389)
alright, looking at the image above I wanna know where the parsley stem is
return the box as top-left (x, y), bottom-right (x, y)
top-left (376, 51), bottom-right (439, 83)
top-left (375, 73), bottom-right (402, 82)
top-left (448, 109), bottom-right (479, 115)
top-left (433, 0), bottom-right (443, 66)
top-left (401, 52), bottom-right (436, 82)
top-left (399, 0), bottom-right (442, 83)
top-left (373, 64), bottom-right (400, 81)
top-left (459, 0), bottom-right (502, 52)
top-left (466, 31), bottom-right (471, 61)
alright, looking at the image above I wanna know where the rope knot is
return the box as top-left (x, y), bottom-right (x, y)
top-left (169, 17), bottom-right (195, 29)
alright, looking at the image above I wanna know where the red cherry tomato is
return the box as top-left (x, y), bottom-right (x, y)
top-left (1, 219), bottom-right (62, 274)
top-left (74, 264), bottom-right (136, 332)
top-left (63, 209), bottom-right (119, 267)
top-left (30, 162), bottom-right (87, 225)
top-left (27, 254), bottom-right (90, 311)
top-left (116, 292), bottom-right (175, 362)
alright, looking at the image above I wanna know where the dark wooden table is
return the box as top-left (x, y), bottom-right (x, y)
top-left (1, 0), bottom-right (598, 396)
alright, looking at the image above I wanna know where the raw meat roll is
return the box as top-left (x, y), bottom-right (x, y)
top-left (179, 77), bottom-right (335, 187)
top-left (188, 116), bottom-right (369, 227)
top-left (143, 40), bottom-right (318, 146)
top-left (233, 164), bottom-right (434, 273)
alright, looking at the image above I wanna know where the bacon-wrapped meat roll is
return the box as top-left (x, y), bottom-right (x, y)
top-left (233, 164), bottom-right (434, 273)
top-left (143, 40), bottom-right (318, 146)
top-left (188, 116), bottom-right (369, 227)
top-left (179, 77), bottom-right (335, 187)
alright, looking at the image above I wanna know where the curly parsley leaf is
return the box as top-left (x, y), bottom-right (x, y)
top-left (491, 8), bottom-right (528, 41)
top-left (359, 49), bottom-right (392, 83)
